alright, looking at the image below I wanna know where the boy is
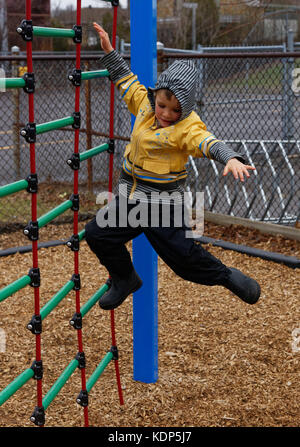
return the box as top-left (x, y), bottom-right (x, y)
top-left (85, 23), bottom-right (260, 310)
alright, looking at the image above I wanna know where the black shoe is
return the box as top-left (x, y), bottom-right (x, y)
top-left (222, 267), bottom-right (260, 304)
top-left (99, 270), bottom-right (143, 310)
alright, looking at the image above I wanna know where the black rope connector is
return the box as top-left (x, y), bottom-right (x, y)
top-left (110, 345), bottom-right (119, 361)
top-left (70, 193), bottom-right (80, 212)
top-left (72, 112), bottom-right (81, 129)
top-left (66, 234), bottom-right (80, 251)
top-left (26, 173), bottom-right (38, 194)
top-left (72, 25), bottom-right (82, 44)
top-left (75, 351), bottom-right (86, 369)
top-left (76, 389), bottom-right (88, 407)
top-left (16, 19), bottom-right (33, 41)
top-left (28, 267), bottom-right (41, 288)
top-left (66, 152), bottom-right (80, 170)
top-left (108, 138), bottom-right (115, 154)
top-left (71, 273), bottom-right (81, 291)
top-left (22, 72), bottom-right (35, 94)
top-left (68, 68), bottom-right (82, 87)
top-left (30, 360), bottom-right (43, 381)
top-left (27, 314), bottom-right (42, 335)
top-left (20, 123), bottom-right (36, 143)
top-left (70, 312), bottom-right (82, 330)
top-left (30, 406), bottom-right (45, 426)
top-left (24, 220), bottom-right (39, 241)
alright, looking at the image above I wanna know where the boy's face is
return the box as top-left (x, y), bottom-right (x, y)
top-left (154, 90), bottom-right (181, 128)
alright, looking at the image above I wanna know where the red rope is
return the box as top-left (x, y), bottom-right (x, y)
top-left (72, 0), bottom-right (89, 428)
top-left (109, 4), bottom-right (124, 407)
top-left (25, 0), bottom-right (123, 426)
top-left (26, 0), bottom-right (43, 415)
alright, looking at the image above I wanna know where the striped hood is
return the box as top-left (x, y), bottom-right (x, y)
top-left (148, 59), bottom-right (198, 123)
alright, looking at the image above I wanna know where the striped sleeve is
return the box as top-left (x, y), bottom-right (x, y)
top-left (197, 135), bottom-right (246, 164)
top-left (100, 50), bottom-right (131, 83)
top-left (209, 141), bottom-right (245, 165)
top-left (197, 134), bottom-right (222, 159)
top-left (100, 50), bottom-right (148, 116)
top-left (182, 121), bottom-right (246, 164)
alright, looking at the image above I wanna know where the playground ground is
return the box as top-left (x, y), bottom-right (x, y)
top-left (0, 220), bottom-right (299, 427)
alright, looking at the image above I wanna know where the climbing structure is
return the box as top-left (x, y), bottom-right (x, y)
top-left (0, 0), bottom-right (123, 427)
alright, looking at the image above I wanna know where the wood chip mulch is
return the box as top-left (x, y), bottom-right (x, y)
top-left (0, 221), bottom-right (299, 427)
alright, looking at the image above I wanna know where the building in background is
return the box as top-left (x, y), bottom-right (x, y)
top-left (51, 4), bottom-right (130, 51)
top-left (213, 0), bottom-right (299, 44)
top-left (2, 0), bottom-right (51, 52)
top-left (1, 0), bottom-right (299, 54)
top-left (156, 0), bottom-right (299, 48)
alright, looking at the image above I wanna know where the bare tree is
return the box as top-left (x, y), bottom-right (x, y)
top-left (0, 0), bottom-right (8, 53)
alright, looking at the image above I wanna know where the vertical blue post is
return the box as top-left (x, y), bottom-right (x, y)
top-left (130, 0), bottom-right (158, 383)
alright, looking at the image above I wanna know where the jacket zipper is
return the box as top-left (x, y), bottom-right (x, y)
top-left (129, 126), bottom-right (151, 200)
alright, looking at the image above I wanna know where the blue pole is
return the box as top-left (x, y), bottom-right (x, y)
top-left (130, 0), bottom-right (158, 383)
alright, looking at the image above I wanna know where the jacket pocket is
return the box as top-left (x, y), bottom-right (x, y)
top-left (143, 159), bottom-right (170, 174)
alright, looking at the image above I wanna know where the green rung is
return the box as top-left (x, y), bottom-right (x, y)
top-left (81, 70), bottom-right (109, 81)
top-left (86, 352), bottom-right (113, 393)
top-left (0, 77), bottom-right (26, 90)
top-left (40, 280), bottom-right (74, 320)
top-left (0, 275), bottom-right (31, 303)
top-left (33, 26), bottom-right (75, 39)
top-left (42, 358), bottom-right (79, 411)
top-left (0, 368), bottom-right (34, 406)
top-left (37, 200), bottom-right (73, 228)
top-left (36, 116), bottom-right (74, 135)
top-left (79, 143), bottom-right (109, 162)
top-left (80, 283), bottom-right (109, 318)
top-left (78, 229), bottom-right (85, 241)
top-left (0, 179), bottom-right (28, 198)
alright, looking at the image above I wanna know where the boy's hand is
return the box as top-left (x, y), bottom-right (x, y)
top-left (93, 22), bottom-right (114, 54)
top-left (223, 158), bottom-right (256, 182)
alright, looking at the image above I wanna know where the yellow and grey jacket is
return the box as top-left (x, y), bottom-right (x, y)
top-left (101, 51), bottom-right (244, 197)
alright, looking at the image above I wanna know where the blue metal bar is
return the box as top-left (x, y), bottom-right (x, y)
top-left (131, 0), bottom-right (158, 384)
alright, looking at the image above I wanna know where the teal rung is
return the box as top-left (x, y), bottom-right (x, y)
top-left (0, 179), bottom-right (28, 198)
top-left (86, 352), bottom-right (113, 393)
top-left (0, 77), bottom-right (26, 90)
top-left (80, 284), bottom-right (109, 318)
top-left (42, 359), bottom-right (79, 410)
top-left (81, 70), bottom-right (109, 81)
top-left (36, 116), bottom-right (74, 135)
top-left (0, 275), bottom-right (31, 303)
top-left (78, 229), bottom-right (85, 241)
top-left (37, 200), bottom-right (73, 228)
top-left (40, 280), bottom-right (75, 320)
top-left (33, 26), bottom-right (75, 39)
top-left (79, 143), bottom-right (109, 162)
top-left (0, 368), bottom-right (34, 407)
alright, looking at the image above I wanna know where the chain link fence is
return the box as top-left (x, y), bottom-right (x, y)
top-left (0, 51), bottom-right (299, 232)
top-left (162, 52), bottom-right (300, 226)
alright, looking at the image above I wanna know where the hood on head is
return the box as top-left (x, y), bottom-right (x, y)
top-left (148, 59), bottom-right (198, 123)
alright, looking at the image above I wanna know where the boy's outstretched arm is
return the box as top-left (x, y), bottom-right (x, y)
top-left (183, 128), bottom-right (257, 183)
top-left (92, 22), bottom-right (148, 117)
top-left (223, 158), bottom-right (256, 182)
